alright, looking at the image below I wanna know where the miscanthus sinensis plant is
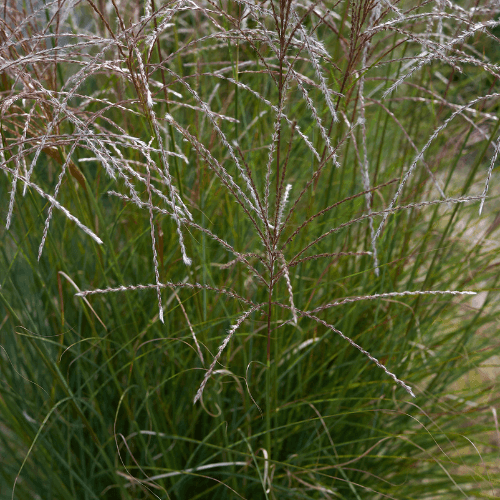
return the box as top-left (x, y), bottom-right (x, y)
top-left (1, 0), bottom-right (500, 498)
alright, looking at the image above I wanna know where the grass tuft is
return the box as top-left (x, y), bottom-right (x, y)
top-left (1, 0), bottom-right (500, 498)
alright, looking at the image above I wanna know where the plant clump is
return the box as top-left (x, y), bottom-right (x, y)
top-left (1, 0), bottom-right (500, 498)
